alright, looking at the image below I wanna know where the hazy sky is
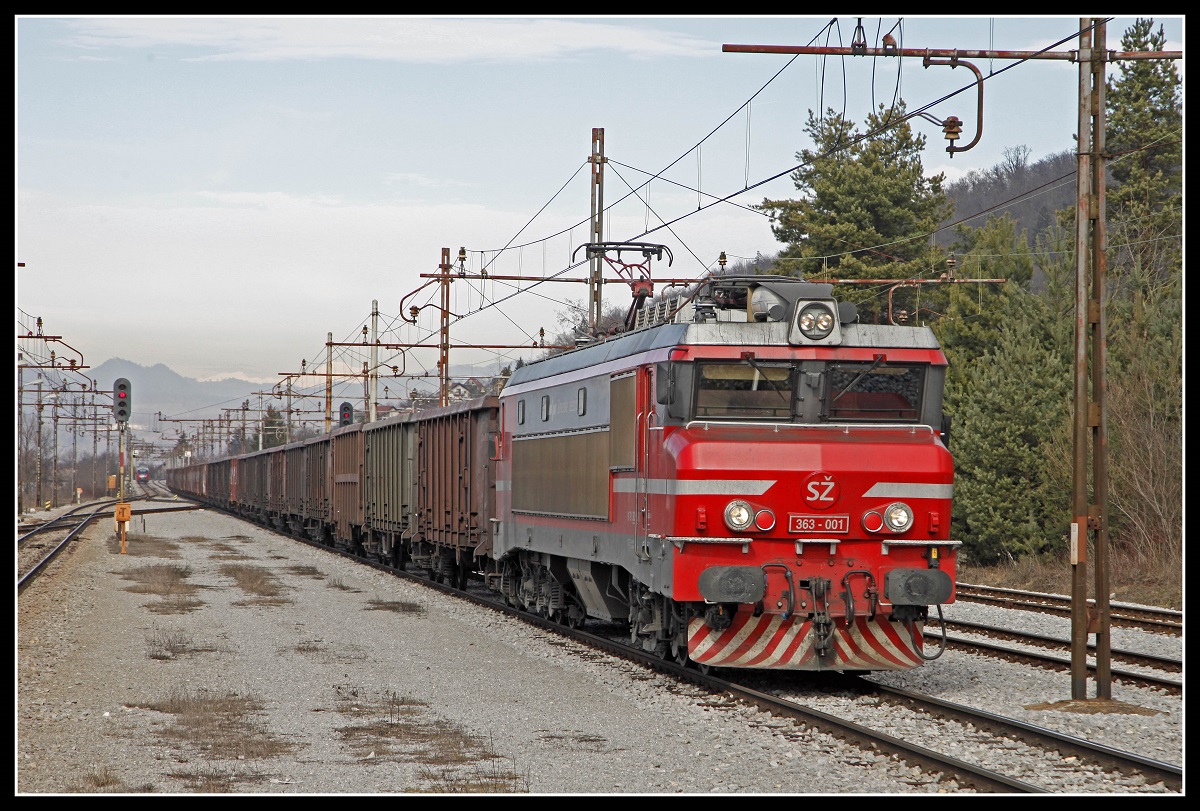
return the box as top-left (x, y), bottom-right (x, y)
top-left (16, 15), bottom-right (1184, 406)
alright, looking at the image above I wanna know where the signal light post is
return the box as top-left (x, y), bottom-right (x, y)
top-left (112, 378), bottom-right (131, 553)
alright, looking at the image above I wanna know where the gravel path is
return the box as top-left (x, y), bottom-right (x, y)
top-left (16, 506), bottom-right (1184, 795)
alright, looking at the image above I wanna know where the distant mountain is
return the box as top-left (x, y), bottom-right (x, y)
top-left (85, 357), bottom-right (514, 430)
top-left (88, 358), bottom-right (263, 425)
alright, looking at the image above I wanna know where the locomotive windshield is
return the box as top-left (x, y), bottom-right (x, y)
top-left (824, 362), bottom-right (925, 422)
top-left (694, 362), bottom-right (793, 420)
top-left (669, 359), bottom-right (929, 425)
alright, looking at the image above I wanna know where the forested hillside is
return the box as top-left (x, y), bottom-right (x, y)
top-left (936, 147), bottom-right (1077, 263)
top-left (755, 18), bottom-right (1181, 584)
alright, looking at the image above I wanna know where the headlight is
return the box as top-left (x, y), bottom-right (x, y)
top-left (724, 500), bottom-right (754, 531)
top-left (884, 502), bottom-right (914, 532)
top-left (754, 509), bottom-right (776, 532)
top-left (797, 303), bottom-right (836, 339)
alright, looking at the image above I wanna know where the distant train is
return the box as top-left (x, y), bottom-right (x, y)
top-left (135, 466), bottom-right (150, 483)
top-left (168, 273), bottom-right (957, 672)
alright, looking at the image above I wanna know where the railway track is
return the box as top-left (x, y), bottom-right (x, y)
top-left (18, 501), bottom-right (115, 592)
top-left (954, 582), bottom-right (1182, 635)
top-left (17, 491), bottom-right (203, 593)
top-left (930, 619), bottom-right (1182, 693)
top-left (215, 510), bottom-right (1180, 793)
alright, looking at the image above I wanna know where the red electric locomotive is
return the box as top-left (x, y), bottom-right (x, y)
top-left (490, 273), bottom-right (956, 671)
top-left (166, 268), bottom-right (957, 675)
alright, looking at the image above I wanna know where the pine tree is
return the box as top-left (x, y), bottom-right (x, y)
top-left (1105, 18), bottom-right (1182, 323)
top-left (1101, 18), bottom-right (1183, 561)
top-left (934, 213), bottom-right (1037, 372)
top-left (948, 301), bottom-right (1072, 564)
top-left (261, 404), bottom-right (287, 448)
top-left (759, 102), bottom-right (952, 322)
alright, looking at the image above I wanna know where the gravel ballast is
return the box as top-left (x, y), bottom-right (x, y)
top-left (16, 507), bottom-right (1183, 794)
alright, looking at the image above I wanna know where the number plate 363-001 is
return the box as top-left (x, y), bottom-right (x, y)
top-left (788, 514), bottom-right (850, 533)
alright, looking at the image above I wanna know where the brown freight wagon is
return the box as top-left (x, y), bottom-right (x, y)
top-left (303, 433), bottom-right (331, 545)
top-left (238, 448), bottom-right (270, 521)
top-left (281, 439), bottom-right (306, 535)
top-left (363, 413), bottom-right (418, 567)
top-left (169, 461), bottom-right (206, 503)
top-left (206, 457), bottom-right (230, 509)
top-left (329, 422), bottom-right (365, 550)
top-left (266, 444), bottom-right (287, 530)
top-left (409, 396), bottom-right (499, 587)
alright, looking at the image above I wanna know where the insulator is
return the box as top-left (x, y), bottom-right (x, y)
top-left (942, 116), bottom-right (963, 142)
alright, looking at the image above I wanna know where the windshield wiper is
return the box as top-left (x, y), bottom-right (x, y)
top-left (740, 352), bottom-right (790, 404)
top-left (830, 354), bottom-right (886, 404)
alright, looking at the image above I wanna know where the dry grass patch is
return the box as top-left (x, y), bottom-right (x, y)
top-left (106, 533), bottom-right (182, 558)
top-left (417, 757), bottom-right (530, 794)
top-left (146, 627), bottom-right (220, 660)
top-left (122, 562), bottom-right (195, 595)
top-left (67, 765), bottom-right (129, 793)
top-left (536, 731), bottom-right (610, 752)
top-left (287, 564), bottom-right (326, 580)
top-left (364, 597), bottom-right (425, 614)
top-left (331, 686), bottom-right (526, 791)
top-left (147, 595), bottom-right (206, 615)
top-left (121, 563), bottom-right (204, 614)
top-left (136, 687), bottom-right (296, 762)
top-left (167, 763), bottom-right (264, 793)
top-left (958, 546), bottom-right (1181, 610)
top-left (289, 639), bottom-right (326, 654)
top-left (218, 563), bottom-right (291, 606)
top-left (326, 576), bottom-right (359, 592)
top-left (208, 541), bottom-right (254, 560)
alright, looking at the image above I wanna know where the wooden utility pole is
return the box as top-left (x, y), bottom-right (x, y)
top-left (1072, 18), bottom-right (1110, 699)
top-left (724, 18), bottom-right (1181, 702)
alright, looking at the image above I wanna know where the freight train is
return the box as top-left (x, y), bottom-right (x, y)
top-left (167, 273), bottom-right (957, 672)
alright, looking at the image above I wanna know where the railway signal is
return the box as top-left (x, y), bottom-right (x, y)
top-left (338, 402), bottom-right (354, 426)
top-left (113, 378), bottom-right (131, 423)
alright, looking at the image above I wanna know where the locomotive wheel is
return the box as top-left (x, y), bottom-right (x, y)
top-left (671, 638), bottom-right (690, 667)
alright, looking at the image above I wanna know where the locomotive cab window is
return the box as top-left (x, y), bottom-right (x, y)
top-left (694, 362), bottom-right (794, 420)
top-left (517, 399), bottom-right (525, 425)
top-left (824, 362), bottom-right (924, 422)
